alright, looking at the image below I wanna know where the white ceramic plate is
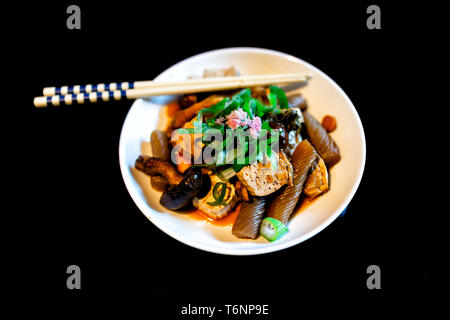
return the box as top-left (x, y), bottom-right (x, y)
top-left (119, 47), bottom-right (366, 255)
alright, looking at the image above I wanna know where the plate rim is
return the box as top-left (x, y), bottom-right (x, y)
top-left (118, 47), bottom-right (366, 255)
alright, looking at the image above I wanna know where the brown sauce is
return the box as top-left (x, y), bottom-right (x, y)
top-left (186, 194), bottom-right (318, 228)
top-left (298, 195), bottom-right (317, 211)
top-left (188, 203), bottom-right (241, 227)
top-left (185, 194), bottom-right (320, 227)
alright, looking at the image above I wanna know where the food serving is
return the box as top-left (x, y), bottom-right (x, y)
top-left (134, 67), bottom-right (341, 242)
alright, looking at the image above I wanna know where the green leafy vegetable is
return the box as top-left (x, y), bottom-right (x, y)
top-left (197, 97), bottom-right (230, 121)
top-left (241, 97), bottom-right (255, 118)
top-left (267, 92), bottom-right (278, 107)
top-left (179, 87), bottom-right (290, 172)
top-left (235, 87), bottom-right (252, 100)
top-left (255, 98), bottom-right (280, 117)
top-left (269, 85), bottom-right (289, 109)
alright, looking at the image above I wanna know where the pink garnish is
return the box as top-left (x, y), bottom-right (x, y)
top-left (224, 108), bottom-right (262, 138)
top-left (248, 116), bottom-right (262, 138)
top-left (226, 108), bottom-right (249, 130)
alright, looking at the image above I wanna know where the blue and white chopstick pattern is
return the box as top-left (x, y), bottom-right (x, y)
top-left (43, 82), bottom-right (134, 96)
top-left (34, 73), bottom-right (313, 107)
top-left (34, 90), bottom-right (128, 107)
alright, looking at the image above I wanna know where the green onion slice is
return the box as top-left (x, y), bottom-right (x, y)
top-left (260, 217), bottom-right (288, 241)
top-left (207, 182), bottom-right (228, 206)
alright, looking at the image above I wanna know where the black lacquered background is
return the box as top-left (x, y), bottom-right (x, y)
top-left (12, 0), bottom-right (441, 317)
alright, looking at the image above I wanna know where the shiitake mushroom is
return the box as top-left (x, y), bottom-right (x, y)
top-left (135, 156), bottom-right (183, 185)
top-left (160, 167), bottom-right (203, 210)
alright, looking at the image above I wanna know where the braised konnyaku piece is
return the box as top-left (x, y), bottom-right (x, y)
top-left (303, 111), bottom-right (341, 167)
top-left (265, 140), bottom-right (318, 225)
top-left (232, 197), bottom-right (266, 239)
top-left (150, 130), bottom-right (170, 161)
top-left (288, 93), bottom-right (307, 111)
top-left (149, 130), bottom-right (171, 191)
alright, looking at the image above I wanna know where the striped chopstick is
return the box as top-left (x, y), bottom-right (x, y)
top-left (41, 73), bottom-right (311, 97)
top-left (43, 82), bottom-right (133, 96)
top-left (34, 73), bottom-right (312, 107)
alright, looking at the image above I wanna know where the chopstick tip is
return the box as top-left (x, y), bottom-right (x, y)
top-left (33, 96), bottom-right (47, 108)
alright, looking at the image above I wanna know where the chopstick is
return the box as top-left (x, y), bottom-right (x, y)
top-left (34, 73), bottom-right (312, 108)
top-left (41, 73), bottom-right (311, 96)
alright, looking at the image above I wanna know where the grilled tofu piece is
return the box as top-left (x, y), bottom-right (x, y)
top-left (193, 175), bottom-right (238, 220)
top-left (236, 152), bottom-right (293, 197)
top-left (303, 157), bottom-right (329, 198)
